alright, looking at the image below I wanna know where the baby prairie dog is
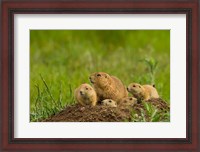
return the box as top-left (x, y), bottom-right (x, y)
top-left (127, 83), bottom-right (159, 101)
top-left (101, 99), bottom-right (117, 107)
top-left (89, 72), bottom-right (128, 103)
top-left (119, 97), bottom-right (137, 107)
top-left (74, 83), bottom-right (97, 106)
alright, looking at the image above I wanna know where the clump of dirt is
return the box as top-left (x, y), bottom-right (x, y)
top-left (146, 98), bottom-right (170, 112)
top-left (130, 98), bottom-right (170, 122)
top-left (43, 104), bottom-right (131, 122)
top-left (43, 98), bottom-right (170, 122)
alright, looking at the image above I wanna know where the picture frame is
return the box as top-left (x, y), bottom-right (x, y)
top-left (1, 0), bottom-right (199, 151)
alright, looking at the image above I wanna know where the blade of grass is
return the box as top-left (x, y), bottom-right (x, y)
top-left (58, 81), bottom-right (63, 109)
top-left (34, 84), bottom-right (40, 112)
top-left (69, 83), bottom-right (75, 104)
top-left (40, 74), bottom-right (56, 105)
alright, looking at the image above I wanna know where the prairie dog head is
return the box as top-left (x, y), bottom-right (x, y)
top-left (127, 83), bottom-right (144, 95)
top-left (89, 72), bottom-right (111, 88)
top-left (77, 83), bottom-right (96, 98)
top-left (120, 97), bottom-right (137, 106)
top-left (101, 99), bottom-right (117, 107)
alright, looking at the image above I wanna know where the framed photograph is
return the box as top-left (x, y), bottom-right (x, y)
top-left (1, 0), bottom-right (199, 151)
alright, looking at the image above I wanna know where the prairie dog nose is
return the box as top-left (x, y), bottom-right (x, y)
top-left (80, 91), bottom-right (83, 95)
top-left (89, 77), bottom-right (94, 83)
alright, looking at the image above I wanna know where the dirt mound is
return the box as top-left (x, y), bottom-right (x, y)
top-left (43, 98), bottom-right (170, 122)
top-left (131, 98), bottom-right (170, 122)
top-left (43, 104), bottom-right (131, 122)
top-left (146, 98), bottom-right (170, 111)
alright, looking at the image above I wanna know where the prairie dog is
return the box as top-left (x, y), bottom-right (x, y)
top-left (101, 99), bottom-right (117, 107)
top-left (89, 72), bottom-right (128, 103)
top-left (74, 83), bottom-right (97, 106)
top-left (127, 83), bottom-right (159, 101)
top-left (120, 97), bottom-right (137, 107)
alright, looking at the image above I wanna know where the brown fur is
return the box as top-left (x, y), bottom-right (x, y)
top-left (74, 83), bottom-right (97, 106)
top-left (127, 83), bottom-right (159, 101)
top-left (101, 99), bottom-right (117, 107)
top-left (89, 72), bottom-right (128, 103)
top-left (119, 97), bottom-right (137, 107)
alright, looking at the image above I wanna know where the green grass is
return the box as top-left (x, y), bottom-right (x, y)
top-left (30, 30), bottom-right (170, 122)
top-left (129, 102), bottom-right (170, 122)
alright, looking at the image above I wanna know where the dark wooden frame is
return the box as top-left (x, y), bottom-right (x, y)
top-left (1, 0), bottom-right (199, 151)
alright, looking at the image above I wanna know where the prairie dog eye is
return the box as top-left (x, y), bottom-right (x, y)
top-left (96, 74), bottom-right (101, 77)
top-left (109, 100), bottom-right (112, 103)
top-left (105, 75), bottom-right (107, 78)
top-left (133, 85), bottom-right (136, 87)
top-left (139, 86), bottom-right (141, 88)
top-left (130, 98), bottom-right (133, 100)
top-left (85, 87), bottom-right (88, 90)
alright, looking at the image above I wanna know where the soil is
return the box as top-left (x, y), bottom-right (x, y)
top-left (43, 98), bottom-right (170, 122)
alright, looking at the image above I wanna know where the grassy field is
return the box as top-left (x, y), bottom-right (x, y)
top-left (30, 30), bottom-right (170, 122)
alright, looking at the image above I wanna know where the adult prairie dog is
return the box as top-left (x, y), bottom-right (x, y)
top-left (89, 72), bottom-right (128, 103)
top-left (127, 83), bottom-right (159, 101)
top-left (74, 83), bottom-right (97, 106)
